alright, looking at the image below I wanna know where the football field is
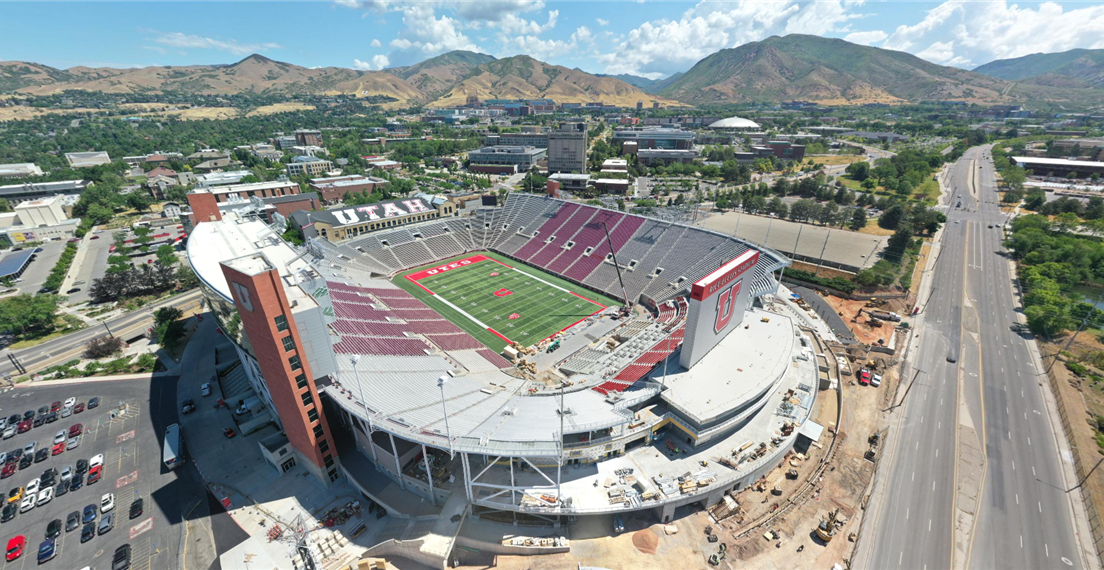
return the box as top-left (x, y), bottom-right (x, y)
top-left (394, 252), bottom-right (618, 351)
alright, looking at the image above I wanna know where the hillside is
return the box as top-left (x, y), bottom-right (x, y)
top-left (660, 34), bottom-right (1020, 105)
top-left (389, 51), bottom-right (496, 99)
top-left (648, 72), bottom-right (683, 94)
top-left (432, 55), bottom-right (669, 107)
top-left (973, 49), bottom-right (1104, 89)
top-left (3, 54), bottom-right (425, 104)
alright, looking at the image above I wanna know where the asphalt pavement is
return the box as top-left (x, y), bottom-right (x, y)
top-left (862, 147), bottom-right (1085, 569)
top-left (6, 241), bottom-right (66, 296)
top-left (0, 375), bottom-right (210, 570)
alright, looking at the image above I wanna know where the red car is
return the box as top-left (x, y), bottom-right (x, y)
top-left (73, 403), bottom-right (85, 414)
top-left (49, 401), bottom-right (61, 413)
top-left (50, 442), bottom-right (65, 456)
top-left (68, 424), bottom-right (82, 437)
top-left (223, 428), bottom-right (236, 439)
top-left (15, 420), bottom-right (30, 434)
top-left (89, 235), bottom-right (100, 240)
top-left (87, 465), bottom-right (101, 484)
top-left (5, 535), bottom-right (24, 562)
top-left (859, 370), bottom-right (871, 386)
top-left (0, 463), bottom-right (15, 479)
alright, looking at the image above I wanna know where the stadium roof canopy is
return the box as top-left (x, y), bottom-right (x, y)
top-left (708, 116), bottom-right (760, 129)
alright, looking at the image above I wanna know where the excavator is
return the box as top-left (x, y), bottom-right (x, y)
top-left (816, 509), bottom-right (841, 542)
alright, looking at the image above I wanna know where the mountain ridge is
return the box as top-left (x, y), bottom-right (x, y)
top-left (973, 49), bottom-right (1104, 89)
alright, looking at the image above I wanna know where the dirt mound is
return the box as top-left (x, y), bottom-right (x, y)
top-left (632, 529), bottom-right (659, 554)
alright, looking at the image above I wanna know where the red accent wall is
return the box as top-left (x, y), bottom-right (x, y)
top-left (219, 263), bottom-right (334, 472)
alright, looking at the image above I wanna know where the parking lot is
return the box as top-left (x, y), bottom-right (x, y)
top-left (0, 376), bottom-right (198, 569)
top-left (4, 241), bottom-right (66, 297)
top-left (66, 234), bottom-right (114, 305)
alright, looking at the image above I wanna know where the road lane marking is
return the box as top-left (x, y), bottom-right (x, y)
top-left (1021, 535), bottom-right (1024, 548)
top-left (929, 519), bottom-right (932, 532)
top-left (1033, 466), bottom-right (1036, 477)
top-left (1016, 494), bottom-right (1019, 505)
top-left (1012, 461), bottom-right (1015, 471)
top-left (1028, 437), bottom-right (1031, 446)
top-left (933, 480), bottom-right (936, 491)
top-left (1039, 502), bottom-right (1042, 513)
top-left (906, 508), bottom-right (909, 519)
top-left (936, 448), bottom-right (939, 458)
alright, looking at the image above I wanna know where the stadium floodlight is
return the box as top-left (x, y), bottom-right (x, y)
top-left (438, 375), bottom-right (454, 458)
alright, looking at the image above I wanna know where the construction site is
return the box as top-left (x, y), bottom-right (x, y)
top-left (448, 283), bottom-right (908, 569)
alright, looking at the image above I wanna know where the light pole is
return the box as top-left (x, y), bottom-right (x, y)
top-left (438, 375), bottom-right (453, 458)
top-left (349, 355), bottom-right (377, 462)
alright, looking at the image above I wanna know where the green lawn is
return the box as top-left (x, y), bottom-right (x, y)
top-left (392, 251), bottom-right (619, 351)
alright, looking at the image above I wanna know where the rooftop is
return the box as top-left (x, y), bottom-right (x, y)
top-left (1012, 156), bottom-right (1104, 167)
top-left (186, 210), bottom-right (318, 311)
top-left (0, 250), bottom-right (35, 280)
top-left (708, 116), bottom-right (761, 129)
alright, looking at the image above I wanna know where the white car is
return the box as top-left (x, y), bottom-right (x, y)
top-left (67, 436), bottom-right (81, 450)
top-left (19, 494), bottom-right (35, 513)
top-left (871, 374), bottom-right (883, 387)
top-left (37, 486), bottom-right (53, 506)
top-left (22, 441), bottom-right (36, 455)
top-left (64, 397), bottom-right (76, 408)
top-left (1, 427), bottom-right (13, 440)
top-left (25, 479), bottom-right (40, 496)
top-left (200, 383), bottom-right (213, 397)
top-left (89, 454), bottom-right (104, 469)
top-left (100, 493), bottom-right (115, 513)
top-left (60, 466), bottom-right (73, 482)
top-left (53, 430), bottom-right (67, 445)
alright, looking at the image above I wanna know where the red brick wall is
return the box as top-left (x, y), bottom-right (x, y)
top-left (187, 192), bottom-right (221, 225)
top-left (219, 263), bottom-right (334, 473)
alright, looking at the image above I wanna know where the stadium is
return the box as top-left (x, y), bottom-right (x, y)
top-left (186, 191), bottom-right (821, 525)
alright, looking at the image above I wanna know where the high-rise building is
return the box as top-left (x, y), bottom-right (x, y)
top-left (547, 123), bottom-right (587, 174)
top-left (294, 129), bottom-right (323, 147)
top-left (637, 101), bottom-right (643, 110)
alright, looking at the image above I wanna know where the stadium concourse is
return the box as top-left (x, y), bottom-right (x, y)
top-left (186, 191), bottom-right (820, 534)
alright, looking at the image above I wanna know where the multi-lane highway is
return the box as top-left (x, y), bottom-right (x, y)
top-left (0, 288), bottom-right (203, 379)
top-left (862, 146), bottom-right (1086, 569)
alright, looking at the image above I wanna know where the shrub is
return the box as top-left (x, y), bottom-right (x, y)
top-left (1066, 361), bottom-right (1088, 377)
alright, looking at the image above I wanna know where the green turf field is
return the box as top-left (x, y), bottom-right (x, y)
top-left (392, 251), bottom-right (620, 352)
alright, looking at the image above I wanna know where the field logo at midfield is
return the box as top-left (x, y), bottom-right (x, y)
top-left (509, 313), bottom-right (521, 320)
top-left (494, 288), bottom-right (513, 297)
top-left (490, 271), bottom-right (500, 277)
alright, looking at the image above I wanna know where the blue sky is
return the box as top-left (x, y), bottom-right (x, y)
top-left (2, 1), bottom-right (1103, 78)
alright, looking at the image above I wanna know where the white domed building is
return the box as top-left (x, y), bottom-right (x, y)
top-left (708, 116), bottom-right (761, 131)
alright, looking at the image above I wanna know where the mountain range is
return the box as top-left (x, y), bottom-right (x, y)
top-left (973, 48), bottom-right (1104, 90)
top-left (1, 35), bottom-right (1100, 109)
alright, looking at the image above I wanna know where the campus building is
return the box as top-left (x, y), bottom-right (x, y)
top-left (467, 146), bottom-right (546, 174)
top-left (547, 123), bottom-right (588, 174)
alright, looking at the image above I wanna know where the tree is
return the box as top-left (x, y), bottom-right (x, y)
top-left (789, 199), bottom-right (813, 222)
top-left (849, 208), bottom-right (868, 231)
top-left (878, 204), bottom-right (907, 230)
top-left (124, 193), bottom-right (151, 212)
top-left (846, 161), bottom-right (870, 181)
top-left (1068, 171), bottom-right (1078, 180)
top-left (0, 198), bottom-right (10, 213)
top-left (0, 294), bottom-right (59, 337)
top-left (767, 197), bottom-right (788, 219)
top-left (886, 224), bottom-right (913, 262)
top-left (156, 244), bottom-right (177, 267)
top-left (818, 202), bottom-right (839, 226)
top-left (84, 336), bottom-right (123, 359)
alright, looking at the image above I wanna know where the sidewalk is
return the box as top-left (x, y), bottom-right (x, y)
top-left (177, 317), bottom-right (447, 570)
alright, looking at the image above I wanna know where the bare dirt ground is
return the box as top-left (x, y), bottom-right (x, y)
top-left (857, 219), bottom-right (895, 237)
top-left (0, 106), bottom-right (102, 121)
top-left (245, 102), bottom-right (315, 116)
top-left (464, 342), bottom-right (890, 569)
top-left (821, 295), bottom-right (905, 347)
top-left (809, 155), bottom-right (864, 167)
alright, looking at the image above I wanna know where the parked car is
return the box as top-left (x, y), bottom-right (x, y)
top-left (33, 449), bottom-right (48, 463)
top-left (80, 522), bottom-right (95, 543)
top-left (112, 543), bottom-right (131, 570)
top-left (49, 402), bottom-right (61, 413)
top-left (75, 459), bottom-right (88, 474)
top-left (68, 477), bottom-right (82, 492)
top-left (67, 436), bottom-right (81, 451)
top-left (54, 483), bottom-right (68, 498)
top-left (0, 464), bottom-right (15, 479)
top-left (66, 511), bottom-right (80, 532)
top-left (60, 466), bottom-right (72, 483)
top-left (1, 428), bottom-right (13, 440)
top-left (200, 383), bottom-right (212, 397)
top-left (45, 519), bottom-right (61, 539)
top-left (21, 442), bottom-right (35, 456)
top-left (98, 512), bottom-right (115, 535)
top-left (61, 407), bottom-right (73, 418)
top-left (16, 421), bottom-right (30, 434)
top-left (74, 403), bottom-right (85, 414)
top-left (181, 399), bottom-right (195, 415)
top-left (88, 397), bottom-right (100, 409)
top-left (871, 373), bottom-right (883, 387)
top-left (51, 443), bottom-right (65, 456)
top-left (63, 398), bottom-right (76, 409)
top-left (17, 456), bottom-right (31, 470)
top-left (1, 503), bottom-right (16, 523)
top-left (129, 497), bottom-right (143, 519)
top-left (6, 487), bottom-right (22, 504)
top-left (5, 535), bottom-right (24, 561)
top-left (89, 454), bottom-right (104, 469)
top-left (87, 466), bottom-right (101, 485)
top-left (100, 493), bottom-right (114, 513)
top-left (18, 494), bottom-right (35, 513)
top-left (36, 538), bottom-right (56, 564)
top-left (36, 487), bottom-right (53, 507)
top-left (82, 504), bottom-right (97, 524)
top-left (68, 424), bottom-right (82, 437)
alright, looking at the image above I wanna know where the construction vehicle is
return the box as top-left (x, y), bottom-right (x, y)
top-left (547, 340), bottom-right (561, 353)
top-left (816, 509), bottom-right (841, 542)
top-left (869, 309), bottom-right (901, 322)
top-left (866, 297), bottom-right (888, 308)
top-left (708, 543), bottom-right (727, 566)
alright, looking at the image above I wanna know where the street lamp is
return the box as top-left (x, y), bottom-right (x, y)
top-left (438, 375), bottom-right (453, 458)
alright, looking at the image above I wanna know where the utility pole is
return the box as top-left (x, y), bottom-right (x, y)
top-left (1045, 309), bottom-right (1095, 374)
top-left (885, 369), bottom-right (924, 412)
top-left (813, 231), bottom-right (832, 277)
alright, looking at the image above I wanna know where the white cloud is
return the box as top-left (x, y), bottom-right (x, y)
top-left (151, 31), bottom-right (281, 56)
top-left (455, 0), bottom-right (543, 22)
top-left (596, 18), bottom-right (609, 27)
top-left (881, 0), bottom-right (1104, 68)
top-left (499, 10), bottom-right (558, 36)
top-left (353, 54), bottom-right (390, 70)
top-left (496, 25), bottom-right (593, 61)
top-left (843, 30), bottom-right (887, 46)
top-left (370, 38), bottom-right (381, 47)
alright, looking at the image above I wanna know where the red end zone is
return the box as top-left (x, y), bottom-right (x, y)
top-left (404, 254), bottom-right (513, 294)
